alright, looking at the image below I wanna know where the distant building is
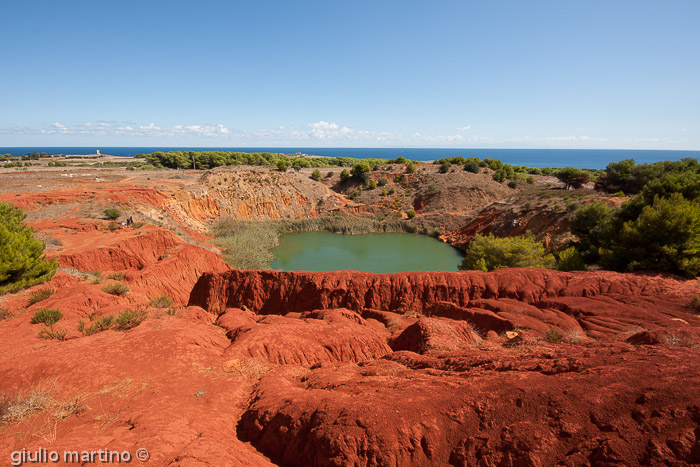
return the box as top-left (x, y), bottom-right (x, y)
top-left (96, 149), bottom-right (100, 155)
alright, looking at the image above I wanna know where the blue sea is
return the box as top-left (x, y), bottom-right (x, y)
top-left (1, 147), bottom-right (699, 170)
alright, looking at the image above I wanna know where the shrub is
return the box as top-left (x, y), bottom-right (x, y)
top-left (556, 167), bottom-right (590, 189)
top-left (149, 295), bottom-right (173, 308)
top-left (544, 328), bottom-right (564, 344)
top-left (0, 307), bottom-right (10, 320)
top-left (556, 247), bottom-right (587, 271)
top-left (351, 163), bottom-right (370, 179)
top-left (439, 162), bottom-right (452, 174)
top-left (78, 315), bottom-right (114, 336)
top-left (28, 288), bottom-right (54, 305)
top-left (310, 169), bottom-right (322, 181)
top-left (405, 162), bottom-right (416, 174)
top-left (101, 282), bottom-right (129, 296)
top-left (339, 169), bottom-right (350, 182)
top-left (31, 308), bottom-right (63, 326)
top-left (366, 180), bottom-right (377, 190)
top-left (107, 272), bottom-right (124, 281)
top-left (103, 208), bottom-right (121, 220)
top-left (507, 180), bottom-right (517, 189)
top-left (38, 325), bottom-right (67, 341)
top-left (406, 209), bottom-right (416, 219)
top-left (389, 186), bottom-right (396, 195)
top-left (326, 171), bottom-right (333, 178)
top-left (377, 177), bottom-right (388, 187)
top-left (107, 222), bottom-right (121, 231)
top-left (276, 161), bottom-right (288, 172)
top-left (464, 161), bottom-right (480, 173)
top-left (0, 203), bottom-right (57, 294)
top-left (459, 233), bottom-right (555, 272)
top-left (115, 307), bottom-right (148, 330)
top-left (526, 176), bottom-right (535, 184)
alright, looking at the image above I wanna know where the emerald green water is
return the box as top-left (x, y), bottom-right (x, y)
top-left (270, 231), bottom-right (464, 273)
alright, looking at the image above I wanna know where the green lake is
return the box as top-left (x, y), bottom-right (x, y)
top-left (270, 231), bottom-right (464, 273)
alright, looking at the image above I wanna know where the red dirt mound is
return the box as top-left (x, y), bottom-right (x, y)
top-left (389, 317), bottom-right (481, 354)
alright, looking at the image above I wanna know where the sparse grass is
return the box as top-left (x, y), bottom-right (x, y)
top-left (86, 270), bottom-right (103, 284)
top-left (38, 325), bottom-right (67, 341)
top-left (30, 308), bottom-right (63, 326)
top-left (149, 294), bottom-right (173, 308)
top-left (114, 306), bottom-right (147, 330)
top-left (28, 288), bottom-right (55, 305)
top-left (53, 395), bottom-right (89, 419)
top-left (544, 328), bottom-right (564, 344)
top-left (107, 272), bottom-right (125, 281)
top-left (165, 307), bottom-right (177, 316)
top-left (562, 329), bottom-right (588, 344)
top-left (0, 306), bottom-right (9, 320)
top-left (0, 389), bottom-right (54, 425)
top-left (101, 282), bottom-right (129, 296)
top-left (77, 315), bottom-right (114, 336)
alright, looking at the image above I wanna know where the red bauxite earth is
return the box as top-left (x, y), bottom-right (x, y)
top-left (1, 166), bottom-right (699, 466)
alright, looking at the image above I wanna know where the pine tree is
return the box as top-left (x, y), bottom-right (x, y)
top-left (0, 202), bottom-right (57, 294)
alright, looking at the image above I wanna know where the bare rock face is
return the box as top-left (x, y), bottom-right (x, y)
top-left (389, 317), bottom-right (480, 354)
top-left (189, 268), bottom-right (700, 337)
top-left (238, 346), bottom-right (700, 466)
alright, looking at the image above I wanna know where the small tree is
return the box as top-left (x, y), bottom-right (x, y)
top-left (339, 169), bottom-right (350, 182)
top-left (351, 163), bottom-right (371, 179)
top-left (459, 233), bottom-right (555, 271)
top-left (405, 161), bottom-right (416, 174)
top-left (439, 162), bottom-right (452, 174)
top-left (103, 208), bottom-right (121, 220)
top-left (556, 167), bottom-right (590, 190)
top-left (0, 203), bottom-right (57, 294)
top-left (310, 169), bottom-right (322, 181)
top-left (276, 161), bottom-right (288, 172)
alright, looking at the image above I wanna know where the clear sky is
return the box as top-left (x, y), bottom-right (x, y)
top-left (1, 0), bottom-right (698, 149)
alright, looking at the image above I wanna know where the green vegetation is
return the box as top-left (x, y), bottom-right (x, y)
top-left (556, 167), bottom-right (591, 189)
top-left (141, 150), bottom-right (390, 171)
top-left (0, 203), bottom-right (57, 294)
top-left (570, 157), bottom-right (700, 275)
top-left (211, 216), bottom-right (423, 270)
top-left (459, 233), bottom-right (555, 272)
top-left (114, 307), bottom-right (148, 330)
top-left (78, 315), bottom-right (114, 336)
top-left (439, 162), bottom-right (452, 174)
top-left (103, 208), bottom-right (121, 220)
top-left (690, 295), bottom-right (700, 314)
top-left (28, 288), bottom-right (55, 305)
top-left (149, 295), bottom-right (173, 308)
top-left (310, 169), bottom-right (322, 181)
top-left (101, 282), bottom-right (130, 296)
top-left (556, 247), bottom-right (587, 271)
top-left (406, 209), bottom-right (417, 219)
top-left (38, 325), bottom-right (67, 341)
top-left (31, 308), bottom-right (63, 326)
top-left (107, 272), bottom-right (125, 281)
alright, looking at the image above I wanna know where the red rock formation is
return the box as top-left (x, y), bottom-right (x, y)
top-left (189, 269), bottom-right (700, 337)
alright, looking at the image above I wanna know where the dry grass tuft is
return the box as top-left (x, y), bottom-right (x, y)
top-left (0, 389), bottom-right (54, 425)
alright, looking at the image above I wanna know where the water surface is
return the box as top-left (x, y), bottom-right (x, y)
top-left (270, 231), bottom-right (464, 273)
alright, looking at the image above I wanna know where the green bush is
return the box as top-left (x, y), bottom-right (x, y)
top-left (351, 163), bottom-right (370, 179)
top-left (339, 169), bottom-right (350, 182)
top-left (556, 247), bottom-right (587, 271)
top-left (276, 161), bottom-right (288, 172)
top-left (310, 169), bottom-right (322, 181)
top-left (0, 203), bottom-right (57, 294)
top-left (38, 325), bottom-right (67, 341)
top-left (28, 288), bottom-right (55, 305)
top-left (526, 176), bottom-right (535, 184)
top-left (115, 307), bottom-right (148, 330)
top-left (103, 208), bottom-right (121, 220)
top-left (366, 180), bottom-right (377, 190)
top-left (78, 315), bottom-right (114, 336)
top-left (439, 162), bottom-right (452, 174)
top-left (507, 180), bottom-right (517, 189)
top-left (107, 272), bottom-right (124, 281)
top-left (464, 161), bottom-right (480, 173)
top-left (377, 177), bottom-right (388, 187)
top-left (405, 162), bottom-right (416, 174)
top-left (101, 282), bottom-right (129, 296)
top-left (459, 233), bottom-right (555, 272)
top-left (406, 209), bottom-right (416, 219)
top-left (31, 308), bottom-right (63, 326)
top-left (149, 295), bottom-right (173, 308)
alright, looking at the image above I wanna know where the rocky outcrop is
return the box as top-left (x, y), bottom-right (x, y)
top-left (189, 269), bottom-right (700, 337)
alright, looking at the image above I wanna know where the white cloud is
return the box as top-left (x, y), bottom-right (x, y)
top-left (457, 125), bottom-right (471, 131)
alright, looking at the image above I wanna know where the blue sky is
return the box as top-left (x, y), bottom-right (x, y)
top-left (1, 0), bottom-right (698, 149)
